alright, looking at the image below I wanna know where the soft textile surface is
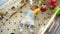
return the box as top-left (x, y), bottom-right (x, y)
top-left (0, 0), bottom-right (8, 6)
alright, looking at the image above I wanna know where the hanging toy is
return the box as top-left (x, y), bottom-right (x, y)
top-left (48, 0), bottom-right (56, 8)
top-left (37, 0), bottom-right (42, 5)
top-left (41, 4), bottom-right (46, 12)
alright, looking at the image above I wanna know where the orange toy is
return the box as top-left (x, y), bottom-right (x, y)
top-left (41, 4), bottom-right (46, 12)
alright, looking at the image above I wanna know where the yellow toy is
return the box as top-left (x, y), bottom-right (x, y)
top-left (34, 8), bottom-right (40, 15)
top-left (31, 5), bottom-right (40, 15)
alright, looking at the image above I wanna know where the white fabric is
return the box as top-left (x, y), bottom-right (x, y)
top-left (29, 0), bottom-right (33, 5)
top-left (0, 0), bottom-right (8, 6)
top-left (20, 29), bottom-right (23, 32)
top-left (21, 15), bottom-right (34, 25)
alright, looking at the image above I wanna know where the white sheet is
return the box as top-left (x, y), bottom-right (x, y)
top-left (0, 0), bottom-right (8, 6)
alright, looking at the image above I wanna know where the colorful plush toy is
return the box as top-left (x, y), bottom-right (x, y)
top-left (53, 6), bottom-right (60, 15)
top-left (48, 0), bottom-right (56, 8)
top-left (41, 4), bottom-right (46, 12)
top-left (31, 5), bottom-right (40, 15)
top-left (34, 8), bottom-right (40, 15)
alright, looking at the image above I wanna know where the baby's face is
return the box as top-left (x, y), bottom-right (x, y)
top-left (31, 5), bottom-right (38, 10)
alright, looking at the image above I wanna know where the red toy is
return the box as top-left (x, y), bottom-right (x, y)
top-left (41, 4), bottom-right (46, 12)
top-left (48, 0), bottom-right (56, 8)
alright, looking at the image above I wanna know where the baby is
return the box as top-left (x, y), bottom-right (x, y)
top-left (19, 5), bottom-right (40, 33)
